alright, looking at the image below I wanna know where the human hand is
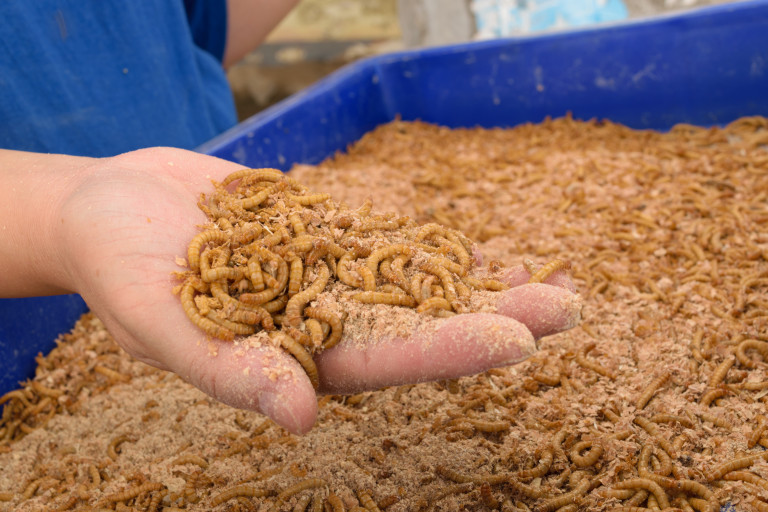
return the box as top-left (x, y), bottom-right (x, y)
top-left (52, 148), bottom-right (580, 434)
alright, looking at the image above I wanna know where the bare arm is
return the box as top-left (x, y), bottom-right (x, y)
top-left (222, 0), bottom-right (300, 69)
top-left (0, 150), bottom-right (94, 297)
top-left (0, 147), bottom-right (580, 434)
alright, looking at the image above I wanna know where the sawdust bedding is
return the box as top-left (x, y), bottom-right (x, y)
top-left (1, 115), bottom-right (768, 512)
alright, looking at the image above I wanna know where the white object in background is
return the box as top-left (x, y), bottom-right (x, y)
top-left (471, 0), bottom-right (629, 38)
top-left (397, 0), bottom-right (475, 47)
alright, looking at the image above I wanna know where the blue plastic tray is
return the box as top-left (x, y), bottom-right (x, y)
top-left (2, 0), bottom-right (768, 396)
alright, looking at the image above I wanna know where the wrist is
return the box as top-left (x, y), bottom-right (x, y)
top-left (0, 150), bottom-right (96, 297)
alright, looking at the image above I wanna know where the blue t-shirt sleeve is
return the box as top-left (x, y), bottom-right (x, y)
top-left (183, 0), bottom-right (228, 63)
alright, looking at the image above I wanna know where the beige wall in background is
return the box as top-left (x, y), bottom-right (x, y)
top-left (265, 0), bottom-right (401, 42)
top-left (229, 0), bottom-right (737, 120)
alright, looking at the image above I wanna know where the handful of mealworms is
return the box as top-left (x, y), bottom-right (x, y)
top-left (175, 168), bottom-right (564, 388)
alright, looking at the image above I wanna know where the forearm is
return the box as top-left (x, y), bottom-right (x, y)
top-left (223, 0), bottom-right (300, 69)
top-left (0, 149), bottom-right (94, 297)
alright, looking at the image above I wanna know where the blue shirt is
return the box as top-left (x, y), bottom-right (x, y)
top-left (0, 0), bottom-right (236, 157)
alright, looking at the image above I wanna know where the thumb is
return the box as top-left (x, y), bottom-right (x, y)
top-left (175, 337), bottom-right (319, 435)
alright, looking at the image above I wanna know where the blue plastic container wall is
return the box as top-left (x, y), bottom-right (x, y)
top-left (1, 0), bottom-right (767, 397)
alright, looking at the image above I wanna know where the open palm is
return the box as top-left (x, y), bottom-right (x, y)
top-left (57, 148), bottom-right (581, 434)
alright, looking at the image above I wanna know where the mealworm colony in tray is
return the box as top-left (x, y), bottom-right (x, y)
top-left (1, 115), bottom-right (768, 511)
top-left (175, 167), bottom-right (518, 388)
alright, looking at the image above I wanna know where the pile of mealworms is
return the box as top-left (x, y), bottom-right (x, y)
top-left (175, 167), bottom-right (514, 388)
top-left (1, 115), bottom-right (768, 512)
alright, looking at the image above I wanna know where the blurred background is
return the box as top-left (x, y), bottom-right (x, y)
top-left (228, 0), bottom-right (738, 120)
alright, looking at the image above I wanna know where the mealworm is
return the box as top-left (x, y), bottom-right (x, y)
top-left (291, 494), bottom-right (312, 512)
top-left (708, 355), bottom-right (735, 387)
top-left (181, 280), bottom-right (234, 341)
top-left (147, 488), bottom-right (168, 512)
top-left (358, 265), bottom-right (377, 292)
top-left (21, 478), bottom-right (44, 500)
top-left (286, 192), bottom-right (331, 206)
top-left (0, 492), bottom-right (13, 502)
top-left (277, 478), bottom-right (326, 501)
top-left (612, 478), bottom-right (670, 509)
top-left (636, 372), bottom-right (670, 410)
top-left (602, 408), bottom-right (621, 423)
top-left (736, 339), bottom-right (768, 368)
top-left (672, 496), bottom-right (696, 512)
top-left (623, 489), bottom-right (649, 507)
top-left (260, 226), bottom-right (290, 248)
top-left (379, 284), bottom-right (407, 295)
top-left (650, 414), bottom-right (694, 428)
top-left (94, 364), bottom-right (131, 383)
top-left (107, 434), bottom-right (135, 461)
top-left (103, 482), bottom-right (164, 502)
top-left (472, 482), bottom-right (497, 508)
top-left (366, 244), bottom-right (414, 277)
top-left (699, 388), bottom-right (727, 407)
top-left (430, 256), bottom-right (466, 277)
top-left (246, 254), bottom-right (266, 292)
top-left (687, 497), bottom-right (718, 512)
top-left (522, 258), bottom-right (538, 275)
top-left (418, 259), bottom-right (458, 304)
top-left (420, 275), bottom-right (437, 302)
top-left (388, 255), bottom-right (411, 290)
top-left (18, 396), bottom-right (52, 422)
top-left (209, 484), bottom-right (270, 506)
top-left (462, 276), bottom-right (509, 291)
top-left (187, 229), bottom-right (230, 271)
top-left (304, 306), bottom-right (343, 350)
top-left (288, 211), bottom-right (307, 236)
top-left (660, 478), bottom-right (716, 510)
top-left (88, 464), bottom-right (101, 488)
top-left (199, 250), bottom-right (243, 283)
top-left (634, 417), bottom-right (676, 458)
top-left (748, 418), bottom-right (767, 449)
top-left (326, 493), bottom-right (345, 512)
top-left (220, 167), bottom-right (284, 186)
top-left (466, 418), bottom-right (510, 432)
top-left (595, 488), bottom-right (635, 499)
top-left (304, 318), bottom-right (325, 348)
top-left (515, 448), bottom-right (554, 479)
top-left (697, 412), bottom-right (731, 430)
top-left (534, 478), bottom-right (590, 512)
top-left (437, 234), bottom-right (471, 270)
top-left (171, 454), bottom-right (209, 469)
top-left (706, 450), bottom-right (768, 480)
top-left (354, 489), bottom-right (381, 512)
top-left (736, 380), bottom-right (768, 390)
top-left (416, 296), bottom-right (452, 315)
top-left (532, 368), bottom-right (561, 387)
top-left (352, 291), bottom-right (416, 308)
top-left (569, 439), bottom-right (603, 467)
top-left (205, 311), bottom-right (256, 336)
top-left (721, 470), bottom-right (768, 489)
top-left (528, 259), bottom-right (570, 283)
top-left (286, 254), bottom-right (304, 297)
top-left (575, 343), bottom-right (617, 379)
top-left (415, 223), bottom-right (451, 242)
top-left (270, 331), bottom-right (319, 389)
top-left (750, 498), bottom-right (768, 512)
top-left (337, 252), bottom-right (363, 288)
top-left (29, 381), bottom-right (63, 399)
top-left (284, 262), bottom-right (330, 327)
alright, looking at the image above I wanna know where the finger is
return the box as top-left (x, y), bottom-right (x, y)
top-left (315, 312), bottom-right (535, 394)
top-left (500, 264), bottom-right (577, 292)
top-left (180, 339), bottom-right (318, 435)
top-left (495, 283), bottom-right (582, 339)
top-left (99, 291), bottom-right (319, 435)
